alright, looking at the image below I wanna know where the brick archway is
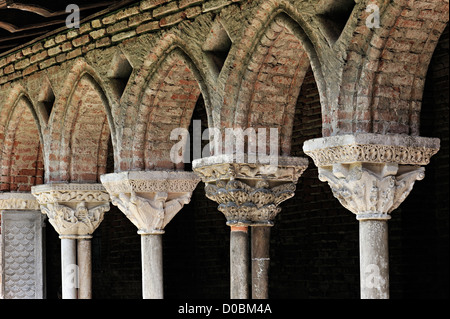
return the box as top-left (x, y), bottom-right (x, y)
top-left (47, 62), bottom-right (114, 183)
top-left (0, 88), bottom-right (44, 192)
top-left (219, 1), bottom-right (328, 156)
top-left (133, 49), bottom-right (202, 170)
top-left (330, 0), bottom-right (449, 136)
top-left (118, 35), bottom-right (211, 171)
top-left (233, 15), bottom-right (313, 156)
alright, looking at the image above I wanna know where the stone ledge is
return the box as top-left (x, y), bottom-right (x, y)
top-left (0, 192), bottom-right (40, 210)
top-left (100, 170), bottom-right (201, 195)
top-left (192, 154), bottom-right (309, 169)
top-left (193, 155), bottom-right (309, 184)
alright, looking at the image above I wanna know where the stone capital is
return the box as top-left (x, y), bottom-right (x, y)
top-left (31, 183), bottom-right (110, 239)
top-left (0, 192), bottom-right (40, 211)
top-left (100, 171), bottom-right (200, 235)
top-left (303, 134), bottom-right (440, 220)
top-left (192, 155), bottom-right (308, 226)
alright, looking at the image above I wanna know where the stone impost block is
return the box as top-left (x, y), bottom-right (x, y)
top-left (0, 193), bottom-right (40, 211)
top-left (302, 133), bottom-right (440, 167)
top-left (31, 183), bottom-right (110, 239)
top-left (100, 171), bottom-right (200, 235)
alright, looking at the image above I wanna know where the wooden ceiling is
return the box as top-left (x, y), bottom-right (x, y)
top-left (0, 0), bottom-right (137, 56)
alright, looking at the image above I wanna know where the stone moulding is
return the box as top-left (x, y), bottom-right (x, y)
top-left (30, 183), bottom-right (111, 239)
top-left (30, 183), bottom-right (111, 204)
top-left (303, 133), bottom-right (440, 167)
top-left (100, 170), bottom-right (201, 195)
top-left (100, 171), bottom-right (201, 235)
top-left (0, 193), bottom-right (40, 211)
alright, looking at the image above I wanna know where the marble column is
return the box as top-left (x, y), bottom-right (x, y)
top-left (0, 193), bottom-right (45, 299)
top-left (193, 154), bottom-right (308, 299)
top-left (303, 133), bottom-right (440, 299)
top-left (31, 183), bottom-right (110, 299)
top-left (100, 170), bottom-right (200, 299)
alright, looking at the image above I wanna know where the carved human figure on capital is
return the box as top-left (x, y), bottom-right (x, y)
top-left (110, 190), bottom-right (191, 234)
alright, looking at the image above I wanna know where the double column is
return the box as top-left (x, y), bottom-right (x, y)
top-left (100, 170), bottom-right (200, 299)
top-left (31, 183), bottom-right (110, 299)
top-left (193, 155), bottom-right (308, 299)
top-left (303, 133), bottom-right (440, 299)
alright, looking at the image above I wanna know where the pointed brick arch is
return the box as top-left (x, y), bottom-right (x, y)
top-left (332, 0), bottom-right (449, 136)
top-left (219, 4), bottom-right (325, 156)
top-left (0, 88), bottom-right (44, 192)
top-left (233, 15), bottom-right (312, 156)
top-left (133, 49), bottom-right (202, 170)
top-left (47, 61), bottom-right (114, 183)
top-left (118, 34), bottom-right (212, 172)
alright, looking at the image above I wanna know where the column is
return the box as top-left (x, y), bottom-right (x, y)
top-left (100, 170), bottom-right (200, 299)
top-left (303, 133), bottom-right (440, 299)
top-left (193, 154), bottom-right (308, 299)
top-left (31, 183), bottom-right (110, 299)
top-left (251, 226), bottom-right (271, 299)
top-left (0, 193), bottom-right (45, 299)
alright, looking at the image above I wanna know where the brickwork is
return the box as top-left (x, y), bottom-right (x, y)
top-left (0, 0), bottom-right (448, 299)
top-left (332, 0), bottom-right (449, 136)
top-left (0, 90), bottom-right (43, 192)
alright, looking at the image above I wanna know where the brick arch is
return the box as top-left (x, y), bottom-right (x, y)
top-left (233, 15), bottom-right (313, 156)
top-left (119, 34), bottom-right (212, 171)
top-left (134, 49), bottom-right (202, 170)
top-left (0, 88), bottom-right (44, 192)
top-left (48, 62), bottom-right (115, 183)
top-left (332, 0), bottom-right (449, 136)
top-left (219, 1), bottom-right (327, 155)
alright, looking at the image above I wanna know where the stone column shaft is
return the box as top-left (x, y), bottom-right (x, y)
top-left (141, 234), bottom-right (164, 299)
top-left (359, 219), bottom-right (389, 299)
top-left (61, 238), bottom-right (77, 299)
top-left (77, 239), bottom-right (92, 299)
top-left (251, 226), bottom-right (271, 299)
top-left (230, 226), bottom-right (249, 299)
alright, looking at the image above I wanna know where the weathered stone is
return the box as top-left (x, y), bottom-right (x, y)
top-left (31, 183), bottom-right (110, 239)
top-left (193, 155), bottom-right (308, 226)
top-left (100, 171), bottom-right (200, 234)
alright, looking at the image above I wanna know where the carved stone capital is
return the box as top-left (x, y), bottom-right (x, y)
top-left (100, 171), bottom-right (200, 235)
top-left (0, 193), bottom-right (40, 211)
top-left (193, 155), bottom-right (308, 226)
top-left (31, 183), bottom-right (110, 238)
top-left (318, 163), bottom-right (425, 220)
top-left (303, 134), bottom-right (440, 220)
